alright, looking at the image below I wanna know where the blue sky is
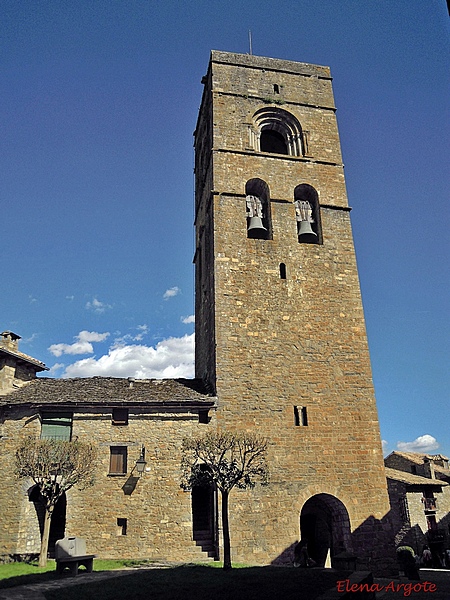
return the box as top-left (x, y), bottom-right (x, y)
top-left (1, 1), bottom-right (449, 458)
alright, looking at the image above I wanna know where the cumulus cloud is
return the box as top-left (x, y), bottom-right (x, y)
top-left (48, 363), bottom-right (65, 375)
top-left (85, 297), bottom-right (113, 313)
top-left (49, 330), bottom-right (110, 357)
top-left (62, 333), bottom-right (194, 379)
top-left (181, 315), bottom-right (195, 324)
top-left (163, 286), bottom-right (180, 300)
top-left (382, 440), bottom-right (389, 455)
top-left (112, 325), bottom-right (149, 347)
top-left (396, 435), bottom-right (439, 453)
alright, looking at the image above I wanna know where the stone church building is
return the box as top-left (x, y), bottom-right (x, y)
top-left (0, 51), bottom-right (393, 570)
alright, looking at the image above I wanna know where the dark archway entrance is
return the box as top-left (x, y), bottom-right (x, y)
top-left (29, 486), bottom-right (67, 557)
top-left (300, 494), bottom-right (352, 567)
top-left (192, 482), bottom-right (218, 559)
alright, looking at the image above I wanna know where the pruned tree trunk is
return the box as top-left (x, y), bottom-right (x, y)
top-left (38, 507), bottom-right (52, 567)
top-left (221, 490), bottom-right (231, 570)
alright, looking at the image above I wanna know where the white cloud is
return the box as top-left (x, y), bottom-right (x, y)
top-left (85, 297), bottom-right (113, 313)
top-left (48, 363), bottom-right (65, 375)
top-left (181, 314), bottom-right (195, 324)
top-left (382, 440), bottom-right (389, 455)
top-left (112, 325), bottom-right (149, 347)
top-left (77, 331), bottom-right (110, 343)
top-left (62, 333), bottom-right (195, 379)
top-left (396, 435), bottom-right (439, 454)
top-left (48, 330), bottom-right (110, 357)
top-left (163, 286), bottom-right (180, 300)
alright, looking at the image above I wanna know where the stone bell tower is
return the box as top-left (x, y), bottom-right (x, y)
top-left (194, 51), bottom-right (392, 570)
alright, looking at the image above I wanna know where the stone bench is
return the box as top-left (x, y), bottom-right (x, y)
top-left (54, 536), bottom-right (95, 576)
top-left (56, 553), bottom-right (96, 576)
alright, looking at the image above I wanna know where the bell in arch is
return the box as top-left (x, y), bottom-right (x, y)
top-left (248, 216), bottom-right (267, 234)
top-left (296, 200), bottom-right (317, 241)
top-left (298, 220), bottom-right (317, 239)
top-left (246, 194), bottom-right (267, 237)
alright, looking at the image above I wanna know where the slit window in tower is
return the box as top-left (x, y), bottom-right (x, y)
top-left (280, 263), bottom-right (287, 279)
top-left (294, 406), bottom-right (308, 427)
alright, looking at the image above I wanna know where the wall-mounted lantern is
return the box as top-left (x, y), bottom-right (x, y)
top-left (135, 446), bottom-right (147, 476)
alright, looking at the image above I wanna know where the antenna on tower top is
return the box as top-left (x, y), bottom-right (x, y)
top-left (248, 30), bottom-right (253, 55)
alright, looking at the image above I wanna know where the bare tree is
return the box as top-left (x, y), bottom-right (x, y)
top-left (16, 436), bottom-right (97, 567)
top-left (181, 430), bottom-right (269, 570)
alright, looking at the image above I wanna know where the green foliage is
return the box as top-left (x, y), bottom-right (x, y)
top-left (181, 430), bottom-right (269, 493)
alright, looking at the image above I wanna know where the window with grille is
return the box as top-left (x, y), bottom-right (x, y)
top-left (41, 412), bottom-right (73, 441)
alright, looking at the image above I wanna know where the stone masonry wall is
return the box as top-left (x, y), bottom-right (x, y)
top-left (195, 52), bottom-right (393, 569)
top-left (0, 405), bottom-right (217, 561)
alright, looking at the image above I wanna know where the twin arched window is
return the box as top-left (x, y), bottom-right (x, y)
top-left (245, 180), bottom-right (321, 244)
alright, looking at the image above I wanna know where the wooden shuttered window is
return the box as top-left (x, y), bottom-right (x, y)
top-left (109, 446), bottom-right (127, 474)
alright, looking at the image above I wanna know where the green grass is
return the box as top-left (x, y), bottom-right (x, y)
top-left (0, 559), bottom-right (130, 589)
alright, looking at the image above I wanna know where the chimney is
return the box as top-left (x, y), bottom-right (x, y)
top-left (422, 457), bottom-right (435, 479)
top-left (1, 331), bottom-right (21, 352)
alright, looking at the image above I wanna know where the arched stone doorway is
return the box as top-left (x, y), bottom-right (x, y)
top-left (29, 485), bottom-right (67, 557)
top-left (300, 494), bottom-right (352, 567)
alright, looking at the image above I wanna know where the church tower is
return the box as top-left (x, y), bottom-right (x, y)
top-left (194, 51), bottom-right (392, 569)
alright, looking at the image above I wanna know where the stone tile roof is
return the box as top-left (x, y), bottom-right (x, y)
top-left (385, 451), bottom-right (450, 482)
top-left (0, 346), bottom-right (48, 371)
top-left (385, 467), bottom-right (448, 488)
top-left (0, 377), bottom-right (216, 408)
top-left (391, 451), bottom-right (449, 464)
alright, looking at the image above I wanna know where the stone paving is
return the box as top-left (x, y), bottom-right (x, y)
top-left (0, 566), bottom-right (448, 600)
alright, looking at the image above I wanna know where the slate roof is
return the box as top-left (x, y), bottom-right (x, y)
top-left (0, 346), bottom-right (48, 371)
top-left (0, 377), bottom-right (216, 409)
top-left (385, 451), bottom-right (450, 483)
top-left (385, 467), bottom-right (448, 488)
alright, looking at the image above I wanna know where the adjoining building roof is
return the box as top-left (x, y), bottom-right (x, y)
top-left (385, 451), bottom-right (450, 484)
top-left (388, 451), bottom-right (449, 464)
top-left (0, 377), bottom-right (216, 409)
top-left (385, 467), bottom-right (448, 488)
top-left (0, 346), bottom-right (48, 371)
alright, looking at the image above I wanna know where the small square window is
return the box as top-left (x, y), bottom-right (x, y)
top-left (198, 410), bottom-right (209, 424)
top-left (112, 408), bottom-right (129, 426)
top-left (117, 518), bottom-right (127, 536)
top-left (109, 446), bottom-right (127, 475)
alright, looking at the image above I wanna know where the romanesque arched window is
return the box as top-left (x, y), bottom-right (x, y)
top-left (251, 108), bottom-right (305, 156)
top-left (245, 178), bottom-right (271, 240)
top-left (294, 184), bottom-right (322, 244)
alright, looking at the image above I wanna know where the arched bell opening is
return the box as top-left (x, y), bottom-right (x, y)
top-left (260, 128), bottom-right (288, 154)
top-left (300, 493), bottom-right (352, 567)
top-left (294, 184), bottom-right (322, 244)
top-left (253, 107), bottom-right (305, 156)
top-left (245, 178), bottom-right (272, 240)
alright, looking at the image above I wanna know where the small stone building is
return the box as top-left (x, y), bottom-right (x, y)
top-left (0, 367), bottom-right (217, 561)
top-left (385, 452), bottom-right (450, 561)
top-left (1, 52), bottom-right (396, 571)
